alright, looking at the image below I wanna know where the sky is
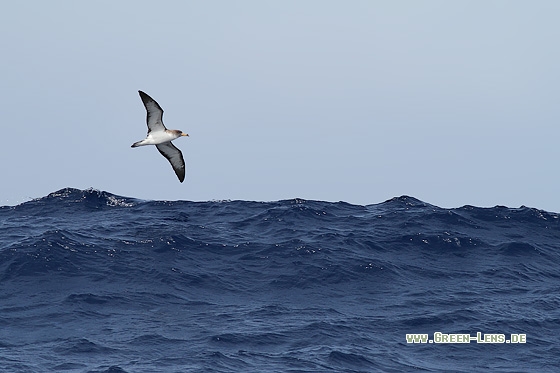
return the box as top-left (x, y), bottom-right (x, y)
top-left (1, 1), bottom-right (559, 211)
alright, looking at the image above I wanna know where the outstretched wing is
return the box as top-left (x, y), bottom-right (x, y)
top-left (139, 91), bottom-right (166, 133)
top-left (156, 142), bottom-right (186, 182)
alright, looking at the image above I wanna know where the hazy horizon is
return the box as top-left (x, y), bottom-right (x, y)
top-left (2, 1), bottom-right (559, 211)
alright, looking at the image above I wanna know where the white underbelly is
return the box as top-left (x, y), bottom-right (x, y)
top-left (145, 131), bottom-right (176, 145)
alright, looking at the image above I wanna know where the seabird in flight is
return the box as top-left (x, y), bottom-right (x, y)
top-left (131, 91), bottom-right (189, 182)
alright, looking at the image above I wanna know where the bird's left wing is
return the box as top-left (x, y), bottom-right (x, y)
top-left (156, 142), bottom-right (186, 182)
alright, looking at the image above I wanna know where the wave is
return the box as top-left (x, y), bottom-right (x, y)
top-left (1, 188), bottom-right (559, 372)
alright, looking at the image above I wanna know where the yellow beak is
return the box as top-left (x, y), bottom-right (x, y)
top-left (181, 133), bottom-right (189, 137)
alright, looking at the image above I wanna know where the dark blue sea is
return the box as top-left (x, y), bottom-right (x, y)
top-left (1, 188), bottom-right (559, 372)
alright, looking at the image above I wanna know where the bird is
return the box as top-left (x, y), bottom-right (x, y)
top-left (131, 91), bottom-right (189, 182)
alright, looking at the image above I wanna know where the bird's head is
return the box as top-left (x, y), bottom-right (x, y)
top-left (171, 130), bottom-right (189, 137)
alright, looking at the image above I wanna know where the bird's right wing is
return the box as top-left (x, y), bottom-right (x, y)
top-left (139, 91), bottom-right (166, 133)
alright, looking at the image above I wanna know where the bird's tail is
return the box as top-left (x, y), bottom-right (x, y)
top-left (131, 140), bottom-right (144, 148)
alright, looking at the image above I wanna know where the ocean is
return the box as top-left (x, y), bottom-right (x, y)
top-left (0, 187), bottom-right (559, 372)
